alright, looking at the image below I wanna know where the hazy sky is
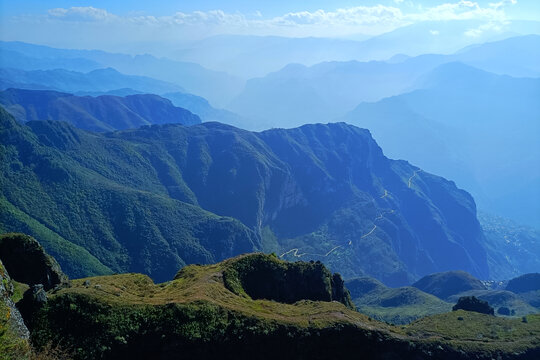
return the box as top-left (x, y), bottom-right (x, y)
top-left (1, 0), bottom-right (539, 51)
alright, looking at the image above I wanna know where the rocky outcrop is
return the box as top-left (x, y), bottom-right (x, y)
top-left (452, 296), bottom-right (494, 315)
top-left (0, 259), bottom-right (31, 357)
top-left (0, 233), bottom-right (68, 291)
top-left (221, 253), bottom-right (355, 309)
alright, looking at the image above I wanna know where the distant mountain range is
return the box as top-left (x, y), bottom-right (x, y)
top-left (0, 41), bottom-right (244, 106)
top-left (0, 70), bottom-right (251, 128)
top-left (1, 107), bottom-right (491, 285)
top-left (0, 67), bottom-right (184, 94)
top-left (228, 35), bottom-right (540, 127)
top-left (0, 88), bottom-right (201, 131)
top-left (342, 62), bottom-right (540, 228)
top-left (169, 20), bottom-right (540, 78)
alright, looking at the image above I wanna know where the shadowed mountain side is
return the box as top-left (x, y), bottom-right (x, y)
top-left (0, 88), bottom-right (201, 132)
top-left (506, 274), bottom-right (540, 294)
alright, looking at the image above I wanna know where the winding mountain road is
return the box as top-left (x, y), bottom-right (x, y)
top-left (279, 208), bottom-right (395, 260)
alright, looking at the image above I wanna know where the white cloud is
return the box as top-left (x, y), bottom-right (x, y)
top-left (430, 29), bottom-right (440, 35)
top-left (5, 1), bottom-right (516, 42)
top-left (168, 10), bottom-right (247, 26)
top-left (489, 0), bottom-right (517, 10)
top-left (407, 1), bottom-right (506, 22)
top-left (40, 2), bottom-right (512, 29)
top-left (274, 6), bottom-right (404, 26)
top-left (47, 6), bottom-right (117, 22)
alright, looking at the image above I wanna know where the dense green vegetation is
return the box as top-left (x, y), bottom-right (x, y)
top-left (0, 105), bottom-right (490, 285)
top-left (0, 107), bottom-right (259, 281)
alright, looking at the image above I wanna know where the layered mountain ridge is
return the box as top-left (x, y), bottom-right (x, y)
top-left (0, 88), bottom-right (201, 131)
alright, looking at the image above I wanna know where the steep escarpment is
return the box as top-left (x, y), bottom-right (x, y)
top-left (0, 88), bottom-right (201, 131)
top-left (1, 105), bottom-right (488, 284)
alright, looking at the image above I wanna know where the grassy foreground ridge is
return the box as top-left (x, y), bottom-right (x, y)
top-left (26, 253), bottom-right (540, 359)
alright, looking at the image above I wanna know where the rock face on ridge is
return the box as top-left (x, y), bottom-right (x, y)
top-left (0, 259), bottom-right (31, 357)
top-left (0, 233), bottom-right (68, 291)
top-left (222, 253), bottom-right (354, 308)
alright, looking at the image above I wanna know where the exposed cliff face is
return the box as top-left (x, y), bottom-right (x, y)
top-left (1, 105), bottom-right (489, 284)
top-left (222, 253), bottom-right (354, 308)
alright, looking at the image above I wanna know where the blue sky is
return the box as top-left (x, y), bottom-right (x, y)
top-left (2, 0), bottom-right (539, 18)
top-left (1, 0), bottom-right (539, 51)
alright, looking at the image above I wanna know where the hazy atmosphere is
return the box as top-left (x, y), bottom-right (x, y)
top-left (1, 1), bottom-right (539, 359)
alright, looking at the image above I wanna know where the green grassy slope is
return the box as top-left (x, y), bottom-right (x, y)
top-left (29, 254), bottom-right (540, 360)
